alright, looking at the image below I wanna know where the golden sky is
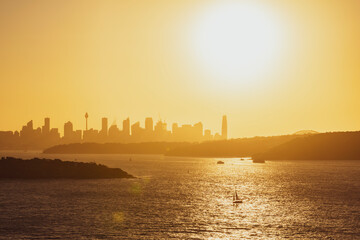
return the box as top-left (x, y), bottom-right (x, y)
top-left (1, 0), bottom-right (360, 138)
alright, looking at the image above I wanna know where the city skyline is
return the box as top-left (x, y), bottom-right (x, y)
top-left (0, 114), bottom-right (228, 149)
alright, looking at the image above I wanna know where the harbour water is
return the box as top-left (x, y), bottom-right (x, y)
top-left (0, 151), bottom-right (359, 239)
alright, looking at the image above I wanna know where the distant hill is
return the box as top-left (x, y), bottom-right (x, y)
top-left (45, 132), bottom-right (360, 160)
top-left (43, 135), bottom-right (301, 157)
top-left (44, 142), bottom-right (191, 154)
top-left (253, 131), bottom-right (360, 160)
top-left (0, 157), bottom-right (134, 179)
top-left (293, 130), bottom-right (319, 135)
top-left (165, 135), bottom-right (300, 157)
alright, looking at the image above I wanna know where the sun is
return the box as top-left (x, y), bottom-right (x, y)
top-left (191, 2), bottom-right (283, 88)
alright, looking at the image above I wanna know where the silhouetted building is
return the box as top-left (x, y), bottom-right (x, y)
top-left (204, 129), bottom-right (212, 141)
top-left (171, 122), bottom-right (203, 142)
top-left (154, 120), bottom-right (171, 141)
top-left (74, 130), bottom-right (82, 142)
top-left (49, 128), bottom-right (61, 143)
top-left (123, 118), bottom-right (130, 136)
top-left (0, 115), bottom-right (225, 149)
top-left (101, 117), bottom-right (108, 137)
top-left (42, 117), bottom-right (50, 135)
top-left (27, 120), bottom-right (33, 130)
top-left (109, 124), bottom-right (121, 141)
top-left (131, 121), bottom-right (145, 142)
top-left (145, 117), bottom-right (153, 132)
top-left (64, 121), bottom-right (73, 139)
top-left (83, 128), bottom-right (98, 142)
top-left (0, 131), bottom-right (18, 148)
top-left (222, 115), bottom-right (228, 140)
top-left (20, 120), bottom-right (34, 142)
top-left (154, 120), bottom-right (167, 135)
top-left (63, 121), bottom-right (81, 143)
top-left (194, 122), bottom-right (203, 140)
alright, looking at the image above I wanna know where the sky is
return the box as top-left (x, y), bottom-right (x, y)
top-left (0, 0), bottom-right (360, 138)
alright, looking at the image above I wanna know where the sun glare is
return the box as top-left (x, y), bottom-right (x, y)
top-left (191, 2), bottom-right (283, 88)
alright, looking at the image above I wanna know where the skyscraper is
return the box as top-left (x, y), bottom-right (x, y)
top-left (194, 122), bottom-right (203, 139)
top-left (221, 115), bottom-right (227, 140)
top-left (27, 120), bottom-right (33, 130)
top-left (123, 118), bottom-right (130, 136)
top-left (154, 120), bottom-right (167, 139)
top-left (42, 117), bottom-right (50, 135)
top-left (64, 121), bottom-right (73, 139)
top-left (145, 117), bottom-right (153, 132)
top-left (131, 121), bottom-right (141, 137)
top-left (101, 117), bottom-right (108, 136)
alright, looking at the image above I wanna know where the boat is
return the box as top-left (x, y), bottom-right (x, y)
top-left (233, 189), bottom-right (242, 203)
top-left (252, 158), bottom-right (265, 163)
top-left (217, 160), bottom-right (224, 164)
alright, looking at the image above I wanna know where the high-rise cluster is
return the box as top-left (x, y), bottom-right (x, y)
top-left (0, 115), bottom-right (228, 149)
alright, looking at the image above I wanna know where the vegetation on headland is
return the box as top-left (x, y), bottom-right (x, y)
top-left (43, 131), bottom-right (360, 160)
top-left (253, 131), bottom-right (360, 160)
top-left (44, 142), bottom-right (191, 154)
top-left (43, 135), bottom-right (301, 157)
top-left (0, 157), bottom-right (134, 179)
top-left (165, 135), bottom-right (301, 157)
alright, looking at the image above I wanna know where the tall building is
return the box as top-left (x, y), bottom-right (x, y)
top-left (154, 120), bottom-right (168, 141)
top-left (131, 122), bottom-right (142, 139)
top-left (42, 117), bottom-right (50, 135)
top-left (194, 122), bottom-right (203, 140)
top-left (20, 120), bottom-right (34, 139)
top-left (83, 128), bottom-right (98, 142)
top-left (101, 117), bottom-right (108, 136)
top-left (27, 120), bottom-right (33, 130)
top-left (123, 118), bottom-right (130, 136)
top-left (64, 121), bottom-right (74, 139)
top-left (74, 130), bottom-right (82, 142)
top-left (49, 128), bottom-right (60, 140)
top-left (145, 117), bottom-right (153, 132)
top-left (221, 115), bottom-right (227, 140)
top-left (108, 124), bottom-right (120, 141)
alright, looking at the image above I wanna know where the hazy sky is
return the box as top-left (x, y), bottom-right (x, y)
top-left (1, 0), bottom-right (360, 138)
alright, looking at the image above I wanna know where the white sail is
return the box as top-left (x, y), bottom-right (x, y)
top-left (233, 189), bottom-right (242, 203)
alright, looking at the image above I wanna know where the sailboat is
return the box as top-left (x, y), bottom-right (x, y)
top-left (233, 189), bottom-right (242, 203)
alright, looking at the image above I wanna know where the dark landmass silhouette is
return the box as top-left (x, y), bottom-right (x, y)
top-left (253, 131), bottom-right (360, 160)
top-left (44, 135), bottom-right (301, 157)
top-left (0, 157), bottom-right (134, 179)
top-left (165, 135), bottom-right (303, 157)
top-left (44, 142), bottom-right (191, 154)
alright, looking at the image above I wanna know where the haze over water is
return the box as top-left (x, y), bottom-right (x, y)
top-left (0, 152), bottom-right (359, 239)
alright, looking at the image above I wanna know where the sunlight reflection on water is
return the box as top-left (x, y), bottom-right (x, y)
top-left (0, 151), bottom-right (359, 239)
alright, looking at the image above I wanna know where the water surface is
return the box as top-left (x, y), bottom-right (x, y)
top-left (0, 151), bottom-right (359, 239)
